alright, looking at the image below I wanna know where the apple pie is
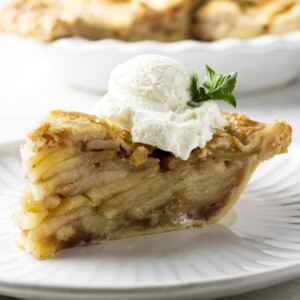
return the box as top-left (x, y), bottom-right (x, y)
top-left (14, 110), bottom-right (291, 259)
top-left (1, 0), bottom-right (300, 42)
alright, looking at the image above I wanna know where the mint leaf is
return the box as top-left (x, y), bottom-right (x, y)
top-left (190, 72), bottom-right (200, 101)
top-left (188, 65), bottom-right (237, 108)
top-left (219, 72), bottom-right (237, 93)
top-left (211, 90), bottom-right (237, 107)
top-left (203, 65), bottom-right (217, 91)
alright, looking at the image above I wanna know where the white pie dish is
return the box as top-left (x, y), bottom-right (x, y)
top-left (0, 140), bottom-right (299, 300)
top-left (1, 31), bottom-right (300, 93)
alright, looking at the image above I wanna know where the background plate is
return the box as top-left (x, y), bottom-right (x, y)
top-left (1, 31), bottom-right (300, 93)
top-left (0, 141), bottom-right (299, 300)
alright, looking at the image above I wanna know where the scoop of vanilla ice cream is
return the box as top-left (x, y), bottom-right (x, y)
top-left (107, 55), bottom-right (191, 111)
top-left (93, 54), bottom-right (227, 160)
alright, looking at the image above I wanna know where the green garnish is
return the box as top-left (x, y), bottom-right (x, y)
top-left (188, 65), bottom-right (237, 108)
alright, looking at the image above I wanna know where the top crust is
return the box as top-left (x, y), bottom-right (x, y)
top-left (26, 110), bottom-right (127, 140)
top-left (24, 110), bottom-right (292, 161)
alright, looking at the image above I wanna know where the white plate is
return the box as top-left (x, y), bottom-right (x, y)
top-left (0, 140), bottom-right (299, 300)
top-left (1, 31), bottom-right (300, 93)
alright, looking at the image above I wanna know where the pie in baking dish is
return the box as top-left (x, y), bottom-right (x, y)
top-left (0, 0), bottom-right (299, 42)
top-left (15, 110), bottom-right (291, 259)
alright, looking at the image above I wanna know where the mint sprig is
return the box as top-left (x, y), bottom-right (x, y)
top-left (187, 65), bottom-right (237, 108)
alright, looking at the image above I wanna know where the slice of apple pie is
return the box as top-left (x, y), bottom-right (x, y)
top-left (15, 110), bottom-right (291, 259)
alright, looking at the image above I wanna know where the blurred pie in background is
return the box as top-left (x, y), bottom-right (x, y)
top-left (0, 0), bottom-right (299, 42)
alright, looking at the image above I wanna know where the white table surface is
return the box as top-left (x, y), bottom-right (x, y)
top-left (0, 46), bottom-right (299, 300)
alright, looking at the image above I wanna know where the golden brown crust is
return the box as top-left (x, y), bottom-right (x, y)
top-left (0, 0), bottom-right (70, 42)
top-left (27, 110), bottom-right (125, 138)
top-left (26, 110), bottom-right (292, 160)
top-left (222, 112), bottom-right (292, 156)
top-left (25, 110), bottom-right (135, 154)
top-left (192, 0), bottom-right (300, 40)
